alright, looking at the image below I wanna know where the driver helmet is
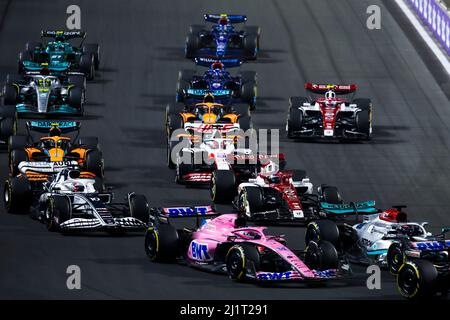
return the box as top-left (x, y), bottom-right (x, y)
top-left (325, 90), bottom-right (336, 99)
top-left (40, 67), bottom-right (50, 76)
top-left (203, 93), bottom-right (215, 103)
top-left (48, 124), bottom-right (62, 137)
top-left (219, 16), bottom-right (229, 26)
top-left (212, 61), bottom-right (224, 71)
top-left (261, 161), bottom-right (279, 176)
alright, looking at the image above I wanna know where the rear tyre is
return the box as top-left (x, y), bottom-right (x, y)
top-left (240, 81), bottom-right (257, 111)
top-left (68, 75), bottom-right (86, 91)
top-left (4, 177), bottom-right (32, 214)
top-left (9, 149), bottom-right (28, 176)
top-left (239, 187), bottom-right (263, 218)
top-left (130, 194), bottom-right (149, 224)
top-left (8, 135), bottom-right (28, 151)
top-left (287, 97), bottom-right (307, 138)
top-left (243, 34), bottom-right (258, 60)
top-left (176, 70), bottom-right (195, 102)
top-left (243, 26), bottom-right (261, 49)
top-left (305, 240), bottom-right (339, 270)
top-left (185, 33), bottom-right (199, 59)
top-left (68, 87), bottom-right (83, 113)
top-left (78, 137), bottom-right (99, 150)
top-left (25, 41), bottom-right (42, 51)
top-left (18, 50), bottom-right (32, 74)
top-left (226, 244), bottom-right (260, 281)
top-left (0, 117), bottom-right (16, 142)
top-left (85, 150), bottom-right (104, 178)
top-left (397, 260), bottom-right (438, 299)
top-left (237, 115), bottom-right (252, 132)
top-left (145, 224), bottom-right (179, 262)
top-left (305, 220), bottom-right (340, 247)
top-left (320, 185), bottom-right (343, 204)
top-left (3, 84), bottom-right (18, 105)
top-left (46, 196), bottom-right (71, 232)
top-left (211, 170), bottom-right (236, 204)
top-left (79, 53), bottom-right (95, 80)
top-left (82, 44), bottom-right (100, 70)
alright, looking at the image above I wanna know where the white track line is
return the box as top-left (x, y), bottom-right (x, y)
top-left (394, 0), bottom-right (450, 75)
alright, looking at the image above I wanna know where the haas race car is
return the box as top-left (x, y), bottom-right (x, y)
top-left (286, 83), bottom-right (372, 140)
top-left (18, 30), bottom-right (99, 80)
top-left (176, 58), bottom-right (257, 110)
top-left (2, 69), bottom-right (84, 115)
top-left (4, 168), bottom-right (149, 233)
top-left (8, 121), bottom-right (104, 178)
top-left (145, 206), bottom-right (350, 283)
top-left (185, 14), bottom-right (260, 60)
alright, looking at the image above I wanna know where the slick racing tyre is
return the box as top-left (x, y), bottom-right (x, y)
top-left (94, 177), bottom-right (106, 193)
top-left (4, 177), bottom-right (32, 214)
top-left (46, 196), bottom-right (72, 232)
top-left (176, 70), bottom-right (195, 102)
top-left (9, 149), bottom-right (28, 176)
top-left (238, 187), bottom-right (263, 218)
top-left (243, 26), bottom-right (261, 49)
top-left (240, 71), bottom-right (257, 84)
top-left (226, 244), bottom-right (260, 281)
top-left (211, 170), bottom-right (236, 204)
top-left (353, 98), bottom-right (372, 140)
top-left (305, 240), bottom-right (339, 271)
top-left (85, 150), bottom-right (104, 178)
top-left (240, 81), bottom-right (257, 111)
top-left (68, 75), bottom-right (87, 91)
top-left (237, 115), bottom-right (252, 132)
top-left (3, 84), bottom-right (18, 105)
top-left (319, 185), bottom-right (343, 204)
top-left (8, 135), bottom-right (28, 152)
top-left (387, 242), bottom-right (406, 275)
top-left (82, 44), bottom-right (100, 70)
top-left (25, 41), bottom-right (42, 51)
top-left (68, 86), bottom-right (83, 113)
top-left (287, 97), bottom-right (307, 138)
top-left (78, 136), bottom-right (99, 150)
top-left (145, 224), bottom-right (179, 262)
top-left (305, 220), bottom-right (340, 247)
top-left (397, 260), bottom-right (438, 299)
top-left (79, 53), bottom-right (95, 80)
top-left (0, 117), bottom-right (17, 142)
top-left (189, 24), bottom-right (204, 35)
top-left (185, 33), bottom-right (199, 59)
top-left (18, 50), bottom-right (32, 74)
top-left (129, 194), bottom-right (150, 224)
top-left (243, 34), bottom-right (258, 60)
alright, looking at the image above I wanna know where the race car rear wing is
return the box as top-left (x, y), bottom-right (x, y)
top-left (150, 205), bottom-right (221, 228)
top-left (194, 57), bottom-right (243, 68)
top-left (185, 88), bottom-right (232, 98)
top-left (305, 83), bottom-right (358, 95)
top-left (204, 14), bottom-right (247, 24)
top-left (41, 30), bottom-right (86, 40)
top-left (320, 200), bottom-right (377, 216)
top-left (26, 120), bottom-right (81, 134)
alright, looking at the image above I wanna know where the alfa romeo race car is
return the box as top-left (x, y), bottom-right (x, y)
top-left (145, 206), bottom-right (350, 283)
top-left (176, 58), bottom-right (257, 110)
top-left (2, 70), bottom-right (84, 115)
top-left (387, 228), bottom-right (450, 299)
top-left (8, 121), bottom-right (104, 178)
top-left (4, 168), bottom-right (149, 233)
top-left (286, 83), bottom-right (372, 140)
top-left (18, 30), bottom-right (99, 80)
top-left (185, 14), bottom-right (260, 60)
top-left (165, 98), bottom-right (252, 141)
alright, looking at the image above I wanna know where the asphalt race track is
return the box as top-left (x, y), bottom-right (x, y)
top-left (1, 0), bottom-right (450, 299)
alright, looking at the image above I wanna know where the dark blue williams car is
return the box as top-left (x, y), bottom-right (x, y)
top-left (176, 57), bottom-right (257, 110)
top-left (185, 14), bottom-right (260, 61)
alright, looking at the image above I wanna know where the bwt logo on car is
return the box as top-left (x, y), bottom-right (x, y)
top-left (167, 206), bottom-right (209, 217)
top-left (415, 240), bottom-right (450, 251)
top-left (190, 241), bottom-right (211, 261)
top-left (257, 272), bottom-right (292, 280)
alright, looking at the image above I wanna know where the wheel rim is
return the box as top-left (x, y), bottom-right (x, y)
top-left (4, 186), bottom-right (9, 204)
top-left (398, 267), bottom-right (419, 297)
top-left (306, 225), bottom-right (319, 243)
top-left (146, 230), bottom-right (158, 260)
top-left (227, 249), bottom-right (244, 278)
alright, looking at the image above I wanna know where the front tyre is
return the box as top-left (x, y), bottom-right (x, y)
top-left (144, 224), bottom-right (179, 262)
top-left (397, 260), bottom-right (438, 299)
top-left (226, 244), bottom-right (260, 281)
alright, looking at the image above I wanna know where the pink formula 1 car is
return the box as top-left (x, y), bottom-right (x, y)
top-left (144, 206), bottom-right (350, 282)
